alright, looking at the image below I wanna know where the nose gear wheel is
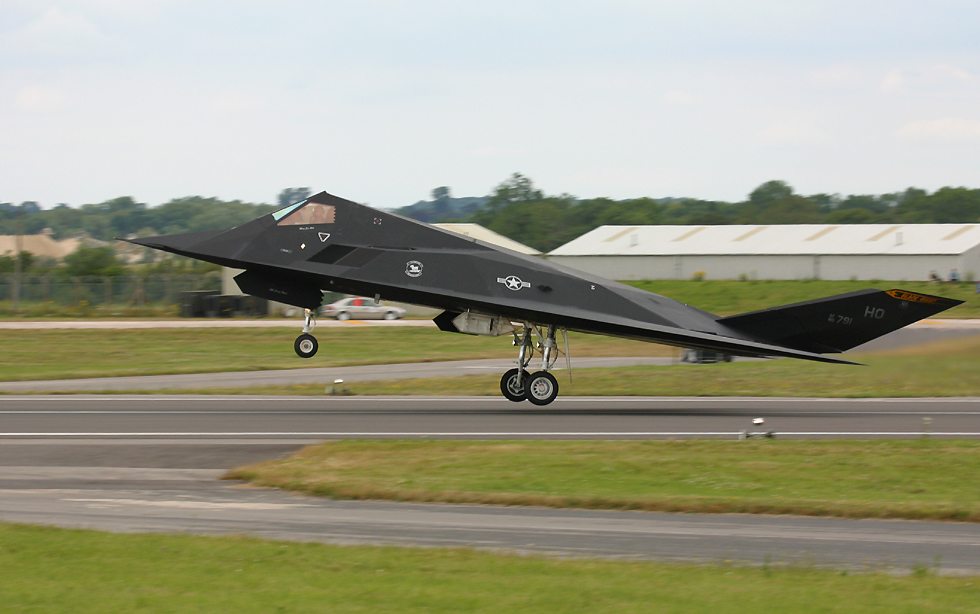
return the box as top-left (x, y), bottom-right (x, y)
top-left (294, 333), bottom-right (318, 358)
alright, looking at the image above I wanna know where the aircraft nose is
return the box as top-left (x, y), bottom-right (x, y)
top-left (120, 229), bottom-right (225, 257)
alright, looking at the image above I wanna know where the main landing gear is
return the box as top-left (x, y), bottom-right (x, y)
top-left (499, 324), bottom-right (564, 406)
top-left (294, 308), bottom-right (319, 358)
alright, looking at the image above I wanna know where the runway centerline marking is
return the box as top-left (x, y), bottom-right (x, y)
top-left (2, 432), bottom-right (980, 437)
top-left (3, 395), bottom-right (978, 403)
top-left (3, 410), bottom-right (979, 415)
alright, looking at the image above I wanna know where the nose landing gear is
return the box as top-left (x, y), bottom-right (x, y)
top-left (498, 324), bottom-right (563, 406)
top-left (294, 308), bottom-right (319, 358)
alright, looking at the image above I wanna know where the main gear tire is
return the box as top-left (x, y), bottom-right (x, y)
top-left (499, 368), bottom-right (528, 402)
top-left (525, 371), bottom-right (559, 406)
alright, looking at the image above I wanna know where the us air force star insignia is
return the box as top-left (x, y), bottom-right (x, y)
top-left (318, 232), bottom-right (331, 242)
top-left (497, 275), bottom-right (531, 291)
top-left (405, 261), bottom-right (423, 278)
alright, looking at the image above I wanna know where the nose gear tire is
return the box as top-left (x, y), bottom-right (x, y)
top-left (294, 333), bottom-right (318, 358)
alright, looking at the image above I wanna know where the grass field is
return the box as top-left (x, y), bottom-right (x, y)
top-left (228, 440), bottom-right (980, 522)
top-left (2, 279), bottom-right (977, 318)
top-left (625, 279), bottom-right (980, 317)
top-left (0, 327), bottom-right (670, 382)
top-left (165, 335), bottom-right (980, 398)
top-left (1, 523), bottom-right (976, 613)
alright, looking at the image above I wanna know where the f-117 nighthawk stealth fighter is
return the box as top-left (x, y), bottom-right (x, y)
top-left (126, 191), bottom-right (962, 405)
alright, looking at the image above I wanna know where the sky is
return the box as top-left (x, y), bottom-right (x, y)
top-left (2, 0), bottom-right (980, 208)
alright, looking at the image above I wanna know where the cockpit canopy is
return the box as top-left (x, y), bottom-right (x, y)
top-left (273, 202), bottom-right (336, 226)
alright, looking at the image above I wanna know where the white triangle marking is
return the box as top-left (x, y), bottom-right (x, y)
top-left (318, 232), bottom-right (331, 242)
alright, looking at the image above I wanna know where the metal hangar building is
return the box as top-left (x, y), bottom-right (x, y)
top-left (547, 224), bottom-right (980, 281)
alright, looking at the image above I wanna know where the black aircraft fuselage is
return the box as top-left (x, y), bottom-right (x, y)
top-left (126, 191), bottom-right (963, 405)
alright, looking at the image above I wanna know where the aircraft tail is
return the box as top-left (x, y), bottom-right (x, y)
top-left (717, 288), bottom-right (963, 354)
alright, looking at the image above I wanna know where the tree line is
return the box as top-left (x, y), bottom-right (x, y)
top-left (3, 179), bottom-right (980, 256)
top-left (464, 175), bottom-right (980, 252)
top-left (0, 196), bottom-right (278, 242)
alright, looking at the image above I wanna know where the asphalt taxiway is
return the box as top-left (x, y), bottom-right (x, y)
top-left (1, 394), bottom-right (978, 572)
top-left (3, 467), bottom-right (978, 573)
top-left (2, 395), bottom-right (978, 439)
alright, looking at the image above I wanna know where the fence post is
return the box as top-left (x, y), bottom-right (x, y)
top-left (131, 276), bottom-right (145, 307)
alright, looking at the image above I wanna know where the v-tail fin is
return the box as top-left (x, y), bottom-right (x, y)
top-left (718, 288), bottom-right (963, 354)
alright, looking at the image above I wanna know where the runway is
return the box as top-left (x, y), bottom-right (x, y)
top-left (1, 394), bottom-right (978, 573)
top-left (2, 395), bottom-right (978, 439)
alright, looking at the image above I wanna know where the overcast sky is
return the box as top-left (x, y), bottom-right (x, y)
top-left (3, 0), bottom-right (979, 208)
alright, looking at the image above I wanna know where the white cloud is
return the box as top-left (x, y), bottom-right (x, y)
top-left (933, 63), bottom-right (976, 83)
top-left (808, 65), bottom-right (864, 88)
top-left (3, 6), bottom-right (107, 55)
top-left (880, 69), bottom-right (906, 93)
top-left (757, 120), bottom-right (829, 145)
top-left (206, 91), bottom-right (269, 114)
top-left (662, 89), bottom-right (699, 105)
top-left (878, 63), bottom-right (978, 94)
top-left (14, 85), bottom-right (65, 112)
top-left (898, 118), bottom-right (980, 143)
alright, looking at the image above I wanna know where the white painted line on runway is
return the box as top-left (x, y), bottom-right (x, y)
top-left (3, 410), bottom-right (980, 415)
top-left (2, 432), bottom-right (979, 437)
top-left (3, 395), bottom-right (979, 403)
top-left (0, 432), bottom-right (740, 436)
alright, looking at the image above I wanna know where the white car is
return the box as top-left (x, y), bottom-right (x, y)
top-left (320, 297), bottom-right (406, 321)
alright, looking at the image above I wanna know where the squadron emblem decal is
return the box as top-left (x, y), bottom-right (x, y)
top-left (405, 260), bottom-right (423, 278)
top-left (497, 275), bottom-right (531, 291)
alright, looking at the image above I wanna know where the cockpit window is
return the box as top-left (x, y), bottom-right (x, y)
top-left (272, 201), bottom-right (304, 221)
top-left (277, 203), bottom-right (336, 226)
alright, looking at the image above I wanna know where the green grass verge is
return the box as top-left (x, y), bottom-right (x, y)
top-left (0, 300), bottom-right (179, 319)
top-left (1, 523), bottom-right (977, 613)
top-left (625, 279), bottom-right (980, 317)
top-left (147, 335), bottom-right (980, 398)
top-left (0, 327), bottom-right (669, 382)
top-left (2, 280), bottom-right (977, 319)
top-left (228, 440), bottom-right (980, 522)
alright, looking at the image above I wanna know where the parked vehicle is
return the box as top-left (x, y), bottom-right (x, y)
top-left (320, 297), bottom-right (406, 320)
top-left (681, 348), bottom-right (733, 363)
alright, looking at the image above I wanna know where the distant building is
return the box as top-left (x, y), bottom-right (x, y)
top-left (0, 229), bottom-right (90, 260)
top-left (547, 224), bottom-right (980, 281)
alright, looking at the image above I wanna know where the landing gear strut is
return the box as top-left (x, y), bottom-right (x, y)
top-left (294, 308), bottom-right (318, 358)
top-left (498, 324), bottom-right (562, 406)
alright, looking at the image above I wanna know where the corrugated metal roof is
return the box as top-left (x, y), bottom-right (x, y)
top-left (548, 224), bottom-right (980, 256)
top-left (434, 223), bottom-right (540, 255)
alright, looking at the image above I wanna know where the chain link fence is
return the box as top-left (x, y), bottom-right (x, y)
top-left (0, 273), bottom-right (221, 313)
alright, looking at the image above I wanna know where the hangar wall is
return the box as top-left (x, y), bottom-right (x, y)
top-left (547, 224), bottom-right (980, 282)
top-left (547, 253), bottom-right (976, 281)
